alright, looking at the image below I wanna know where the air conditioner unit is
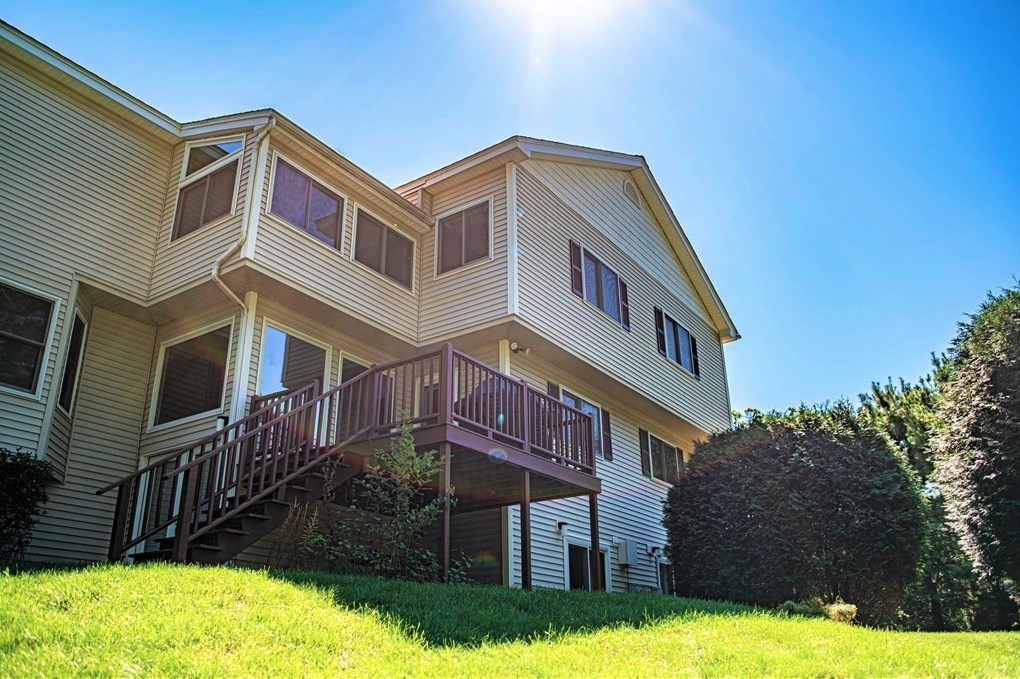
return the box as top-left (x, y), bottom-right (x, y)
top-left (617, 539), bottom-right (638, 567)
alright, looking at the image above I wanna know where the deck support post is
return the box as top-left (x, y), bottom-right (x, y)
top-left (588, 492), bottom-right (602, 591)
top-left (107, 485), bottom-right (130, 562)
top-left (440, 442), bottom-right (452, 583)
top-left (521, 469), bottom-right (532, 589)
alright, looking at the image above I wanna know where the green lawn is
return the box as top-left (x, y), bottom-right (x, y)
top-left (1, 564), bottom-right (1016, 677)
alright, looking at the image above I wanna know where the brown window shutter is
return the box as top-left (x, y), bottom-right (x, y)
top-left (547, 381), bottom-right (561, 399)
top-left (654, 308), bottom-right (666, 356)
top-left (690, 335), bottom-right (700, 379)
top-left (619, 280), bottom-right (630, 330)
top-left (569, 240), bottom-right (583, 297)
top-left (600, 409), bottom-right (613, 461)
top-left (639, 428), bottom-right (651, 477)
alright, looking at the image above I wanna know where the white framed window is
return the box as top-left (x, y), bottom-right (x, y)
top-left (640, 429), bottom-right (684, 485)
top-left (658, 560), bottom-right (676, 595)
top-left (561, 388), bottom-right (604, 458)
top-left (435, 196), bottom-right (493, 276)
top-left (56, 308), bottom-right (88, 414)
top-left (267, 153), bottom-right (347, 251)
top-left (654, 307), bottom-right (700, 378)
top-left (172, 136), bottom-right (244, 242)
top-left (566, 542), bottom-right (610, 591)
top-left (149, 321), bottom-right (233, 429)
top-left (568, 241), bottom-right (630, 330)
top-left (257, 319), bottom-right (331, 396)
top-left (352, 205), bottom-right (415, 291)
top-left (0, 278), bottom-right (60, 399)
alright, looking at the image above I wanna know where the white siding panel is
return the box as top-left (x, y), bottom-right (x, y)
top-left (25, 308), bottom-right (154, 562)
top-left (419, 168), bottom-right (509, 342)
top-left (515, 164), bottom-right (730, 432)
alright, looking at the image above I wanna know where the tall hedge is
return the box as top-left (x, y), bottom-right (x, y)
top-left (933, 287), bottom-right (1020, 582)
top-left (664, 405), bottom-right (924, 625)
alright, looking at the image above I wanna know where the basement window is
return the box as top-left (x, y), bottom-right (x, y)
top-left (153, 325), bottom-right (231, 426)
top-left (354, 207), bottom-right (415, 290)
top-left (269, 157), bottom-right (345, 250)
top-left (437, 199), bottom-right (491, 275)
top-left (172, 137), bottom-right (243, 241)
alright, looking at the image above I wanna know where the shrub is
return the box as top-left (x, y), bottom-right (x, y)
top-left (664, 404), bottom-right (924, 626)
top-left (777, 598), bottom-right (857, 624)
top-left (0, 448), bottom-right (51, 561)
top-left (303, 423), bottom-right (470, 582)
top-left (933, 286), bottom-right (1020, 582)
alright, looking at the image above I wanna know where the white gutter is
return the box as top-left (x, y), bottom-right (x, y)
top-left (211, 118), bottom-right (276, 307)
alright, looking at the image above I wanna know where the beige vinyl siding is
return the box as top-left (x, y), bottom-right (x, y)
top-left (25, 308), bottom-right (155, 562)
top-left (138, 303), bottom-right (239, 460)
top-left (523, 159), bottom-right (710, 322)
top-left (252, 142), bottom-right (420, 343)
top-left (515, 163), bottom-right (730, 433)
top-left (419, 168), bottom-right (509, 342)
top-left (0, 54), bottom-right (170, 456)
top-left (147, 133), bottom-right (256, 300)
top-left (45, 408), bottom-right (72, 478)
top-left (508, 351), bottom-right (687, 592)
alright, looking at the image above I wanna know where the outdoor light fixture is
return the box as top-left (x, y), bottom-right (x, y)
top-left (648, 546), bottom-right (661, 557)
top-left (509, 341), bottom-right (531, 355)
top-left (557, 521), bottom-right (569, 532)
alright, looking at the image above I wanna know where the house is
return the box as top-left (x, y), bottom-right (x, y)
top-left (0, 21), bottom-right (739, 592)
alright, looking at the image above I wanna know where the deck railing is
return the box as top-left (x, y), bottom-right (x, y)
top-left (98, 344), bottom-right (594, 562)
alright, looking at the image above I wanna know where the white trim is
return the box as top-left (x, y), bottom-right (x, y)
top-left (146, 318), bottom-right (235, 433)
top-left (659, 309), bottom-right (699, 381)
top-left (229, 291), bottom-right (259, 422)
top-left (242, 134), bottom-right (273, 260)
top-left (266, 150), bottom-right (350, 254)
top-left (498, 339), bottom-right (511, 375)
top-left (256, 316), bottom-right (333, 396)
top-left (644, 429), bottom-right (684, 487)
top-left (0, 274), bottom-right (62, 401)
top-left (506, 162), bottom-right (520, 314)
top-left (562, 535), bottom-right (611, 592)
top-left (432, 195), bottom-right (495, 280)
top-left (168, 135), bottom-right (246, 246)
top-left (55, 306), bottom-right (89, 417)
top-left (350, 203), bottom-right (418, 294)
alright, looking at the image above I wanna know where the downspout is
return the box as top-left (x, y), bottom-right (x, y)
top-left (211, 117), bottom-right (276, 306)
top-left (211, 117), bottom-right (275, 422)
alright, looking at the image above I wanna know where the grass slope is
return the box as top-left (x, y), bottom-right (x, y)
top-left (1, 564), bottom-right (1017, 677)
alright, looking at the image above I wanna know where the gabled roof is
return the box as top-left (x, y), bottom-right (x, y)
top-left (398, 136), bottom-right (740, 342)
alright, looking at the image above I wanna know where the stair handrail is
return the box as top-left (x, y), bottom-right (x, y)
top-left (95, 380), bottom-right (321, 497)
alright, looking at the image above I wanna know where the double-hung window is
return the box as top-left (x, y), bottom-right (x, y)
top-left (269, 157), bottom-right (345, 250)
top-left (354, 208), bottom-right (414, 290)
top-left (0, 282), bottom-right (56, 395)
top-left (172, 138), bottom-right (243, 241)
top-left (639, 429), bottom-right (683, 484)
top-left (568, 241), bottom-right (630, 330)
top-left (654, 307), bottom-right (700, 378)
top-left (561, 389), bottom-right (603, 458)
top-left (437, 200), bottom-right (490, 275)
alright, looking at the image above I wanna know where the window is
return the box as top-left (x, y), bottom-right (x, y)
top-left (172, 138), bottom-right (242, 241)
top-left (568, 544), bottom-right (608, 591)
top-left (0, 282), bottom-right (55, 394)
top-left (568, 241), bottom-right (630, 329)
top-left (561, 389), bottom-right (603, 458)
top-left (639, 429), bottom-right (683, 484)
top-left (658, 562), bottom-right (676, 596)
top-left (437, 200), bottom-right (490, 274)
top-left (269, 157), bottom-right (344, 249)
top-left (57, 312), bottom-right (87, 413)
top-left (623, 179), bottom-right (642, 208)
top-left (154, 325), bottom-right (230, 426)
top-left (354, 208), bottom-right (414, 289)
top-left (655, 308), bottom-right (700, 378)
top-left (258, 323), bottom-right (328, 395)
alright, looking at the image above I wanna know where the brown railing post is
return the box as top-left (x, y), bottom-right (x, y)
top-left (107, 484), bottom-right (131, 562)
top-left (521, 386), bottom-right (532, 455)
top-left (439, 343), bottom-right (454, 426)
top-left (173, 467), bottom-right (198, 563)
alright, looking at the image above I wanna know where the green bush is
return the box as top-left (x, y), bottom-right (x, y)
top-left (777, 598), bottom-right (858, 624)
top-left (664, 404), bottom-right (924, 626)
top-left (0, 448), bottom-right (51, 561)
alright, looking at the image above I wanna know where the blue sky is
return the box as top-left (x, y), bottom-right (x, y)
top-left (6, 0), bottom-right (1018, 412)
